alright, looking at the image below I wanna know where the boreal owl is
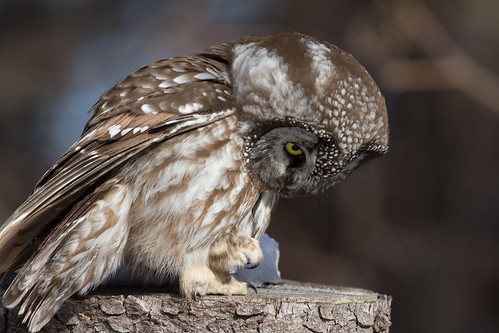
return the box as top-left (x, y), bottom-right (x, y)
top-left (0, 32), bottom-right (389, 332)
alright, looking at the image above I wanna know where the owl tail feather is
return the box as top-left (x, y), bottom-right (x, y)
top-left (3, 180), bottom-right (131, 332)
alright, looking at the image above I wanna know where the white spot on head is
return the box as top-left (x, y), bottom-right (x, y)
top-left (232, 43), bottom-right (308, 120)
top-left (217, 96), bottom-right (227, 102)
top-left (302, 37), bottom-right (335, 95)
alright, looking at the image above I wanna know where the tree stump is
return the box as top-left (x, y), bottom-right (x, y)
top-left (1, 280), bottom-right (391, 332)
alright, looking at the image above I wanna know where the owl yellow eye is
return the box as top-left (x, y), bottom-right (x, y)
top-left (285, 142), bottom-right (303, 156)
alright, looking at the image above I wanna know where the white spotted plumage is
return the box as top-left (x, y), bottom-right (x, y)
top-left (0, 32), bottom-right (388, 332)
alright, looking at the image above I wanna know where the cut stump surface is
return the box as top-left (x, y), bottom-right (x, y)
top-left (1, 280), bottom-right (391, 332)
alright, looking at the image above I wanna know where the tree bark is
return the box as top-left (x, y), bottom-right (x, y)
top-left (1, 280), bottom-right (391, 332)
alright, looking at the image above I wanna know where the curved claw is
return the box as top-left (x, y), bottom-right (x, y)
top-left (246, 282), bottom-right (258, 294)
top-left (244, 262), bottom-right (260, 270)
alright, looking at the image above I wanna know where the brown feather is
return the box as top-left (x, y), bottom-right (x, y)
top-left (0, 33), bottom-right (389, 333)
top-left (0, 107), bottom-right (234, 274)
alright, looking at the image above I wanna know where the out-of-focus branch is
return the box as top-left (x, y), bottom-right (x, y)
top-left (381, 2), bottom-right (499, 113)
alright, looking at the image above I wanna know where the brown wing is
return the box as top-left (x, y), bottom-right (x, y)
top-left (0, 45), bottom-right (236, 273)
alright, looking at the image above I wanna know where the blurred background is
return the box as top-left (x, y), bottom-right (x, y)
top-left (0, 0), bottom-right (498, 332)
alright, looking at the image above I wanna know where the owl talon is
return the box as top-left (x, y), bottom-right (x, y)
top-left (179, 265), bottom-right (248, 297)
top-left (246, 282), bottom-right (258, 294)
top-left (245, 262), bottom-right (259, 269)
top-left (209, 231), bottom-right (263, 275)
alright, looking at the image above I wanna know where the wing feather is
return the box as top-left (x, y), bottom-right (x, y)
top-left (0, 47), bottom-right (235, 273)
top-left (2, 178), bottom-right (119, 309)
top-left (0, 108), bottom-right (235, 273)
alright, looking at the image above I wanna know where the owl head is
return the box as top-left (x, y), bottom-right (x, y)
top-left (230, 32), bottom-right (389, 197)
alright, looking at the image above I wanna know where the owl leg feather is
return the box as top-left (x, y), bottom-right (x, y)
top-left (178, 231), bottom-right (263, 298)
top-left (208, 230), bottom-right (263, 274)
top-left (178, 264), bottom-right (248, 298)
